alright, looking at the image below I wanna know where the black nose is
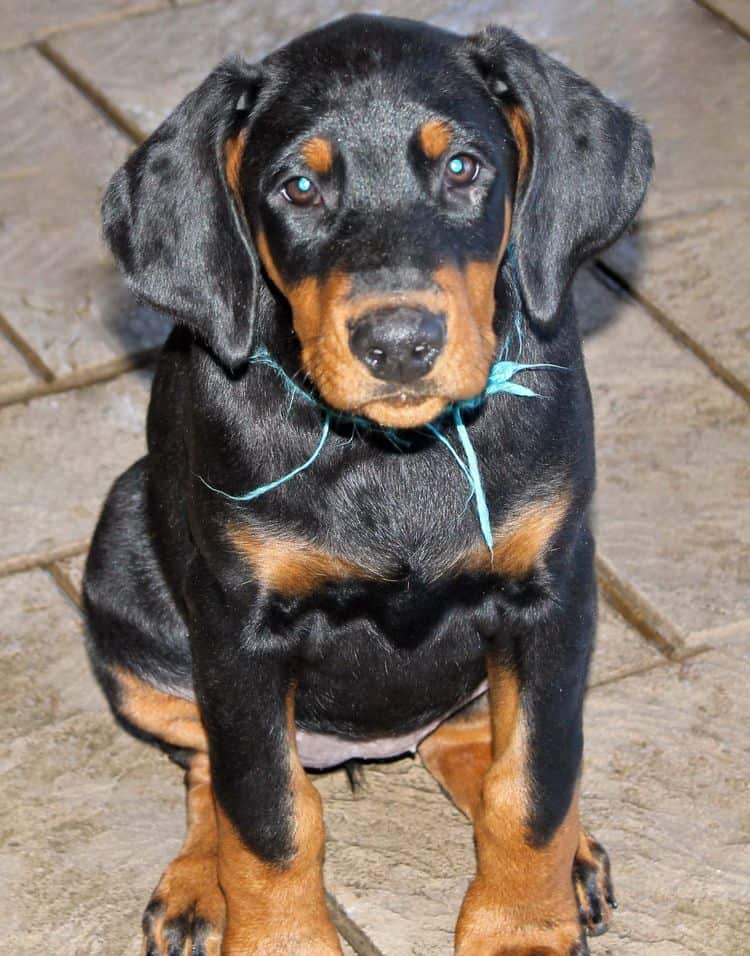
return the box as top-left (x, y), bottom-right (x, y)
top-left (349, 308), bottom-right (446, 383)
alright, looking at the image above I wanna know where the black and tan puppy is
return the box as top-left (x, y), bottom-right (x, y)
top-left (84, 14), bottom-right (651, 955)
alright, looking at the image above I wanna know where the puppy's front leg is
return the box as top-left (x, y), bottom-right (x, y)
top-left (456, 540), bottom-right (595, 956)
top-left (188, 559), bottom-right (342, 956)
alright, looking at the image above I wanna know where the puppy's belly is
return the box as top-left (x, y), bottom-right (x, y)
top-left (296, 679), bottom-right (487, 769)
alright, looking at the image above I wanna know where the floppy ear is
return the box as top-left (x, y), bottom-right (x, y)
top-left (102, 58), bottom-right (263, 369)
top-left (468, 27), bottom-right (653, 326)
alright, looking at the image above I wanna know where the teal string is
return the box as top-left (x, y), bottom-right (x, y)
top-left (200, 260), bottom-right (566, 552)
top-left (200, 346), bottom-right (564, 553)
top-left (202, 412), bottom-right (332, 502)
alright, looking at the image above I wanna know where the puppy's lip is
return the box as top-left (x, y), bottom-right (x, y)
top-left (357, 394), bottom-right (449, 429)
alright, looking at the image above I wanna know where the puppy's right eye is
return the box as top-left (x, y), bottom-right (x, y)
top-left (281, 176), bottom-right (321, 207)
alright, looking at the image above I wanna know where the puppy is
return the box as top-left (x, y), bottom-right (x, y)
top-left (84, 14), bottom-right (652, 955)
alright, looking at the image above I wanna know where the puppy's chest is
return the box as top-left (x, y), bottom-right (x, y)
top-left (228, 487), bottom-right (569, 605)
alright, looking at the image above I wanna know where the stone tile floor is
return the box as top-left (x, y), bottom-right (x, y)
top-left (0, 1), bottom-right (748, 953)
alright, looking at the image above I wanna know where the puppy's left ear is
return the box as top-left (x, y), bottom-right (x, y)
top-left (467, 27), bottom-right (653, 327)
top-left (102, 58), bottom-right (263, 370)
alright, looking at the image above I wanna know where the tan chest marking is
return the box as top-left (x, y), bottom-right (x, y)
top-left (458, 492), bottom-right (570, 579)
top-left (229, 526), bottom-right (376, 597)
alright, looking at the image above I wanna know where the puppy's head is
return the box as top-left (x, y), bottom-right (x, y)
top-left (103, 16), bottom-right (652, 429)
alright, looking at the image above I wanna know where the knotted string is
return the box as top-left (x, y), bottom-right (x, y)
top-left (201, 254), bottom-right (565, 553)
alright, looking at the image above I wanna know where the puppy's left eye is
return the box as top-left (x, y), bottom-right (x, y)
top-left (282, 176), bottom-right (321, 207)
top-left (444, 154), bottom-right (479, 187)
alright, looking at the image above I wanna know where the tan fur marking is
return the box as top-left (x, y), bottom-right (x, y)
top-left (301, 136), bottom-right (334, 175)
top-left (419, 704), bottom-right (492, 820)
top-left (256, 229), bottom-right (287, 292)
top-left (217, 688), bottom-right (342, 955)
top-left (419, 119), bottom-right (452, 159)
top-left (225, 128), bottom-right (248, 197)
top-left (229, 526), bottom-right (374, 596)
top-left (115, 668), bottom-right (207, 752)
top-left (504, 103), bottom-right (531, 185)
top-left (459, 493), bottom-right (570, 578)
top-left (455, 663), bottom-right (581, 954)
top-left (143, 753), bottom-right (225, 955)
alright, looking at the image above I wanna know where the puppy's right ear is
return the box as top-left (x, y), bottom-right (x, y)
top-left (102, 58), bottom-right (263, 370)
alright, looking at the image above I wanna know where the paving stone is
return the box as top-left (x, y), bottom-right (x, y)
top-left (46, 0), bottom-right (398, 139)
top-left (580, 638), bottom-right (750, 955)
top-left (0, 334), bottom-right (38, 402)
top-left (0, 570), bottom-right (100, 741)
top-left (603, 204), bottom-right (750, 394)
top-left (0, 0), bottom-right (169, 52)
top-left (0, 569), bottom-right (184, 955)
top-left (0, 49), bottom-right (169, 383)
top-left (578, 270), bottom-right (749, 640)
top-left (0, 370), bottom-right (150, 568)
top-left (700, 0), bottom-right (750, 34)
top-left (319, 758), bottom-right (470, 956)
top-left (55, 551), bottom-right (88, 599)
top-left (589, 595), bottom-right (663, 687)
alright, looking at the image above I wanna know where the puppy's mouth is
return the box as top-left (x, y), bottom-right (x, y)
top-left (357, 392), bottom-right (450, 430)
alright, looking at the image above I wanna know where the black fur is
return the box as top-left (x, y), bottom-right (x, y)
top-left (84, 13), bottom-right (651, 873)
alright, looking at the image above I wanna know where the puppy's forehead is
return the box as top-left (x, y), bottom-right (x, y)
top-left (254, 15), bottom-right (493, 154)
top-left (267, 14), bottom-right (463, 79)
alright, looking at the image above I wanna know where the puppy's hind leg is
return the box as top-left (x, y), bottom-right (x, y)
top-left (83, 458), bottom-right (224, 953)
top-left (112, 668), bottom-right (225, 956)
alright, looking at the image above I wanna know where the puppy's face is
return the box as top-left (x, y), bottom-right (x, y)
top-left (232, 21), bottom-right (519, 428)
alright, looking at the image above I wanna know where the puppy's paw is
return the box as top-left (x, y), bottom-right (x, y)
top-left (456, 928), bottom-right (588, 956)
top-left (456, 880), bottom-right (585, 955)
top-left (142, 851), bottom-right (225, 956)
top-left (573, 830), bottom-right (616, 938)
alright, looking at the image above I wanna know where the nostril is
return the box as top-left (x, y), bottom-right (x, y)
top-left (417, 314), bottom-right (446, 351)
top-left (365, 347), bottom-right (386, 371)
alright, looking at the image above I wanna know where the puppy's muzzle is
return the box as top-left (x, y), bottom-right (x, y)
top-left (348, 307), bottom-right (446, 384)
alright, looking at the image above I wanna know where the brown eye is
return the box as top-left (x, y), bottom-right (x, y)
top-left (444, 154), bottom-right (479, 186)
top-left (281, 176), bottom-right (321, 206)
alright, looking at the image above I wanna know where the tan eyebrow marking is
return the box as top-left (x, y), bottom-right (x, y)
top-left (419, 119), bottom-right (452, 160)
top-left (301, 137), bottom-right (334, 175)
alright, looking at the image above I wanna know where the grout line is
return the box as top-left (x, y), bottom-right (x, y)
top-left (592, 260), bottom-right (750, 406)
top-left (596, 553), bottom-right (685, 659)
top-left (691, 0), bottom-right (750, 42)
top-left (0, 347), bottom-right (159, 409)
top-left (36, 41), bottom-right (146, 144)
top-left (688, 618), bottom-right (750, 644)
top-left (588, 658), bottom-right (670, 690)
top-left (0, 4), bottom-right (169, 55)
top-left (326, 892), bottom-right (387, 956)
top-left (47, 561), bottom-right (83, 612)
top-left (0, 539), bottom-right (89, 579)
top-left (0, 312), bottom-right (55, 382)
